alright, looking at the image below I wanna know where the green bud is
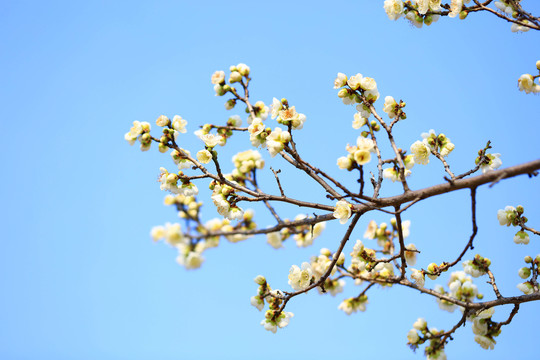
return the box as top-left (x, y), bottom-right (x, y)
top-left (229, 65), bottom-right (237, 72)
top-left (516, 205), bottom-right (524, 214)
top-left (535, 255), bottom-right (540, 264)
top-left (512, 11), bottom-right (518, 19)
top-left (254, 275), bottom-right (266, 285)
top-left (400, 112), bottom-right (407, 119)
top-left (522, 216), bottom-right (528, 223)
top-left (524, 255), bottom-right (533, 263)
top-left (424, 15), bottom-right (433, 26)
top-left (337, 89), bottom-right (349, 98)
top-left (158, 143), bottom-right (168, 153)
top-left (361, 131), bottom-right (369, 138)
top-left (160, 135), bottom-right (168, 144)
top-left (476, 293), bottom-right (484, 300)
top-left (229, 71), bottom-right (242, 83)
top-left (222, 84), bottom-right (231, 92)
top-left (373, 124), bottom-right (381, 132)
top-left (536, 60), bottom-right (540, 71)
top-left (518, 267), bottom-right (531, 279)
top-left (459, 10), bottom-right (468, 20)
top-left (225, 99), bottom-right (236, 110)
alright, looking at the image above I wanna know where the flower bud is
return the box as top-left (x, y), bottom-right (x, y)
top-left (459, 10), bottom-right (468, 19)
top-left (254, 275), bottom-right (266, 285)
top-left (524, 255), bottom-right (533, 263)
top-left (536, 60), bottom-right (540, 71)
top-left (225, 99), bottom-right (236, 110)
top-left (476, 293), bottom-right (484, 300)
top-left (337, 89), bottom-right (349, 98)
top-left (229, 71), bottom-right (242, 83)
top-left (320, 248), bottom-right (332, 257)
top-left (424, 15), bottom-right (433, 26)
top-left (361, 131), bottom-right (369, 138)
top-left (518, 267), bottom-right (531, 279)
top-left (158, 143), bottom-right (168, 153)
top-left (516, 205), bottom-right (524, 214)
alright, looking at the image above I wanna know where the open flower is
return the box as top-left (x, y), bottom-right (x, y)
top-left (333, 200), bottom-right (352, 224)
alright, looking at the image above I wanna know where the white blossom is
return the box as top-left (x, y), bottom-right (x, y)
top-left (383, 0), bottom-right (404, 21)
top-left (410, 140), bottom-right (430, 165)
top-left (407, 329), bottom-right (420, 344)
top-left (288, 262), bottom-right (314, 291)
top-left (413, 317), bottom-right (427, 330)
top-left (411, 268), bottom-right (425, 287)
top-left (267, 231), bottom-right (283, 249)
top-left (196, 149), bottom-right (213, 164)
top-left (250, 296), bottom-right (264, 311)
top-left (333, 200), bottom-right (352, 224)
top-left (211, 70), bottom-right (225, 84)
top-left (480, 153), bottom-right (502, 174)
top-left (497, 206), bottom-right (516, 226)
top-left (517, 282), bottom-right (534, 295)
top-left (475, 335), bottom-right (496, 350)
top-left (334, 73), bottom-right (348, 88)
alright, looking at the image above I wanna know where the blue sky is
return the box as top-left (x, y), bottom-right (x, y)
top-left (1, 1), bottom-right (540, 359)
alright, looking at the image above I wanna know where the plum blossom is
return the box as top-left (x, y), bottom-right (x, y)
top-left (333, 200), bottom-right (352, 224)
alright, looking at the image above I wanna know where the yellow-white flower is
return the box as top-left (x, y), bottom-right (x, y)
top-left (410, 140), bottom-right (431, 165)
top-left (334, 73), bottom-right (348, 88)
top-left (288, 262), bottom-right (314, 291)
top-left (211, 70), bottom-right (225, 84)
top-left (448, 0), bottom-right (463, 18)
top-left (383, 0), bottom-right (404, 21)
top-left (333, 200), bottom-right (352, 224)
top-left (411, 268), bottom-right (425, 287)
top-left (267, 231), bottom-right (283, 249)
top-left (198, 133), bottom-right (221, 148)
top-left (196, 149), bottom-right (213, 164)
top-left (337, 156), bottom-right (352, 170)
top-left (347, 73), bottom-right (363, 90)
top-left (353, 112), bottom-right (367, 129)
top-left (172, 115), bottom-right (188, 133)
top-left (383, 96), bottom-right (398, 118)
top-left (474, 335), bottom-right (496, 350)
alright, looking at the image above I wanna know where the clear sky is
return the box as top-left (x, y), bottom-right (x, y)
top-left (1, 1), bottom-right (540, 359)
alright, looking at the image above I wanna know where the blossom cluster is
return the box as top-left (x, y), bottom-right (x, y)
top-left (337, 136), bottom-right (377, 170)
top-left (163, 193), bottom-right (202, 220)
top-left (384, 1), bottom-right (532, 33)
top-left (231, 149), bottom-right (265, 182)
top-left (518, 61), bottom-right (540, 94)
top-left (348, 240), bottom-right (395, 282)
top-left (124, 120), bottom-right (152, 151)
top-left (210, 181), bottom-right (244, 221)
top-left (462, 254), bottom-right (491, 278)
top-left (516, 255), bottom-right (539, 295)
top-left (497, 205), bottom-right (532, 244)
top-left (406, 317), bottom-right (447, 360)
top-left (334, 72), bottom-right (380, 106)
top-left (434, 271), bottom-right (482, 312)
top-left (250, 276), bottom-right (294, 333)
top-left (158, 167), bottom-right (198, 196)
top-left (150, 223), bottom-right (204, 269)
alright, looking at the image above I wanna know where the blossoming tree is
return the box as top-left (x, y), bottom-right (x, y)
top-left (125, 1), bottom-right (540, 359)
